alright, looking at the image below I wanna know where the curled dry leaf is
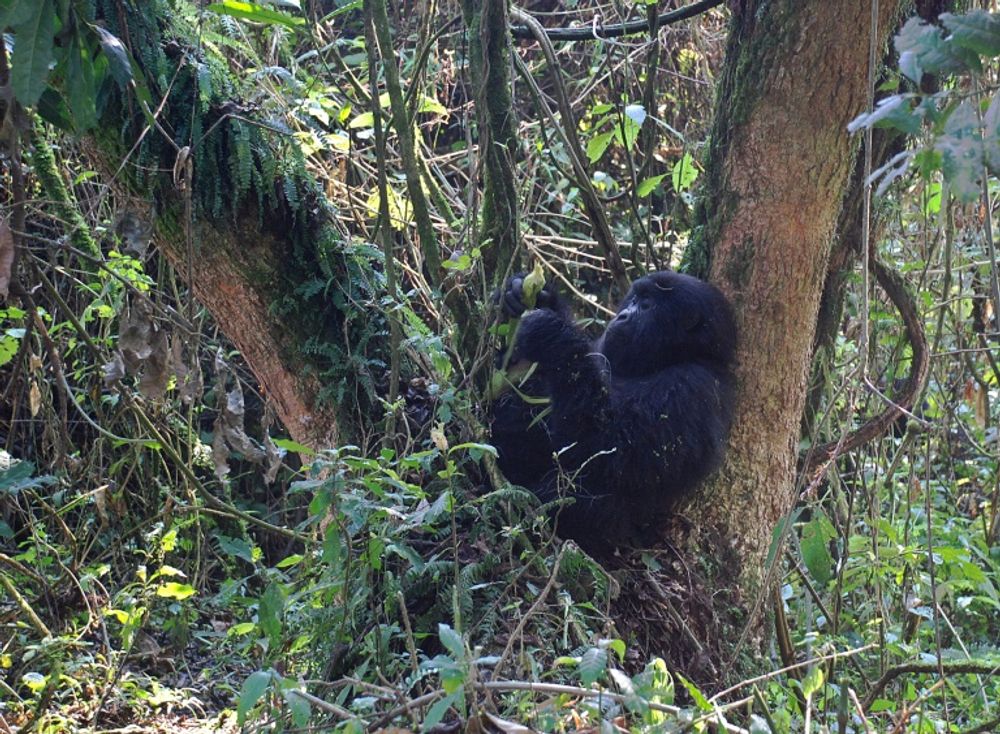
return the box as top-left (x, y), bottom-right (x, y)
top-left (211, 429), bottom-right (231, 479)
top-left (171, 336), bottom-right (203, 404)
top-left (113, 301), bottom-right (172, 398)
top-left (29, 380), bottom-right (42, 417)
top-left (137, 327), bottom-right (169, 399)
top-left (102, 351), bottom-right (126, 388)
top-left (263, 432), bottom-right (284, 485)
top-left (119, 302), bottom-right (156, 365)
top-left (115, 208), bottom-right (154, 258)
top-left (211, 353), bottom-right (266, 478)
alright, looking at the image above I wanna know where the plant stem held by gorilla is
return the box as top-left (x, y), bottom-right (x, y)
top-left (487, 263), bottom-right (546, 400)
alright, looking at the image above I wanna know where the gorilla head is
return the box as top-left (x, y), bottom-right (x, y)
top-left (598, 271), bottom-right (737, 379)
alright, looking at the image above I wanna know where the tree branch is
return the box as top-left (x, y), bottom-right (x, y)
top-left (802, 258), bottom-right (931, 474)
top-left (510, 7), bottom-right (630, 296)
top-left (510, 0), bottom-right (724, 41)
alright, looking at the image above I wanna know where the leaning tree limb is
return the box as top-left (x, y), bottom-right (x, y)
top-left (510, 0), bottom-right (724, 41)
top-left (801, 258), bottom-right (930, 475)
top-left (861, 660), bottom-right (1000, 711)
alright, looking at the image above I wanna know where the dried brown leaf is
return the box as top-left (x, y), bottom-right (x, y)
top-left (103, 351), bottom-right (126, 388)
top-left (137, 327), bottom-right (169, 399)
top-left (29, 380), bottom-right (42, 417)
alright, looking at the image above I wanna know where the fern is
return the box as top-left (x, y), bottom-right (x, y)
top-left (231, 121), bottom-right (253, 202)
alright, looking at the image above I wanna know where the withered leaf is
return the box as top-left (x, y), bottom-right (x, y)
top-left (103, 351), bottom-right (126, 388)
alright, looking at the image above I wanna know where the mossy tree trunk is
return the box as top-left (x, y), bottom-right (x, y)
top-left (462, 0), bottom-right (520, 276)
top-left (677, 0), bottom-right (904, 667)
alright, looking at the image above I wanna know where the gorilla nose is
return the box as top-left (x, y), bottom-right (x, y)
top-left (615, 303), bottom-right (636, 323)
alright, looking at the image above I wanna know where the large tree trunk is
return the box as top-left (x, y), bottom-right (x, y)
top-left (676, 0), bottom-right (904, 670)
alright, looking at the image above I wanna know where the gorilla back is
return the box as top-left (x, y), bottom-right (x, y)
top-left (489, 271), bottom-right (737, 547)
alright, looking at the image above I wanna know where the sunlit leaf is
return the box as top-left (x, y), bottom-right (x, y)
top-left (206, 0), bottom-right (305, 27)
top-left (637, 174), bottom-right (667, 197)
top-left (671, 152), bottom-right (699, 192)
top-left (155, 582), bottom-right (197, 600)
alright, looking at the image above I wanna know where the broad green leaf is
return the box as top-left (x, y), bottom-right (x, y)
top-left (671, 153), bottom-right (699, 192)
top-left (848, 96), bottom-right (921, 136)
top-left (259, 582), bottom-right (285, 644)
top-left (422, 692), bottom-right (458, 731)
top-left (321, 0), bottom-right (362, 20)
top-left (206, 1), bottom-right (305, 28)
top-left (579, 646), bottom-right (607, 686)
top-left (217, 535), bottom-right (255, 563)
top-left (983, 89), bottom-right (1000, 175)
top-left (896, 17), bottom-right (978, 82)
top-left (936, 99), bottom-right (984, 201)
top-left (418, 95), bottom-right (448, 116)
top-left (0, 335), bottom-right (19, 368)
top-left (66, 31), bottom-right (98, 129)
top-left (637, 174), bottom-right (667, 197)
top-left (90, 25), bottom-right (132, 87)
top-left (615, 115), bottom-right (641, 151)
top-left (237, 670), bottom-right (271, 724)
top-left (276, 553), bottom-right (303, 568)
top-left (322, 525), bottom-right (344, 566)
top-left (349, 111), bottom-right (375, 129)
top-left (272, 438), bottom-right (315, 454)
top-left (941, 11), bottom-right (1000, 57)
top-left (586, 131), bottom-right (614, 163)
top-left (1, 461), bottom-right (55, 495)
top-left (605, 638), bottom-right (626, 661)
top-left (677, 674), bottom-right (712, 711)
top-left (766, 508), bottom-right (801, 568)
top-left (801, 514), bottom-right (834, 587)
top-left (801, 665), bottom-right (824, 697)
top-left (9, 0), bottom-right (55, 107)
top-left (0, 0), bottom-right (39, 28)
top-left (286, 690), bottom-right (311, 728)
top-left (438, 623), bottom-right (464, 659)
top-left (440, 664), bottom-right (465, 694)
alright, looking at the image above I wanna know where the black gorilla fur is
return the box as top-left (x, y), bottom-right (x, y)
top-left (490, 271), bottom-right (737, 546)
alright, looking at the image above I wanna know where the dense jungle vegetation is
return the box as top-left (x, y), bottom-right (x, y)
top-left (2, 0), bottom-right (1000, 732)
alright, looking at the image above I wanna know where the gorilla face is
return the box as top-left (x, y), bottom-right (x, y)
top-left (600, 271), bottom-right (736, 378)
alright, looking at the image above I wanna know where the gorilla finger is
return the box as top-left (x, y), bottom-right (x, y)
top-left (503, 291), bottom-right (526, 317)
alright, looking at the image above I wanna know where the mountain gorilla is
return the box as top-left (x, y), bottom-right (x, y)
top-left (490, 271), bottom-right (737, 547)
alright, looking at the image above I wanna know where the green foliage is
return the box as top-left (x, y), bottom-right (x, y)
top-left (850, 11), bottom-right (1000, 200)
top-left (6, 2), bottom-right (1000, 732)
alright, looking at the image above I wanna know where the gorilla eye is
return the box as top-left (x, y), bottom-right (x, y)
top-left (639, 300), bottom-right (652, 311)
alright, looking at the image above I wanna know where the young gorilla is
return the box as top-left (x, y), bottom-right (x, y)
top-left (490, 271), bottom-right (737, 547)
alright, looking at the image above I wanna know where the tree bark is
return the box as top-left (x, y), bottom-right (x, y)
top-left (680, 0), bottom-right (904, 664)
top-left (156, 210), bottom-right (343, 450)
